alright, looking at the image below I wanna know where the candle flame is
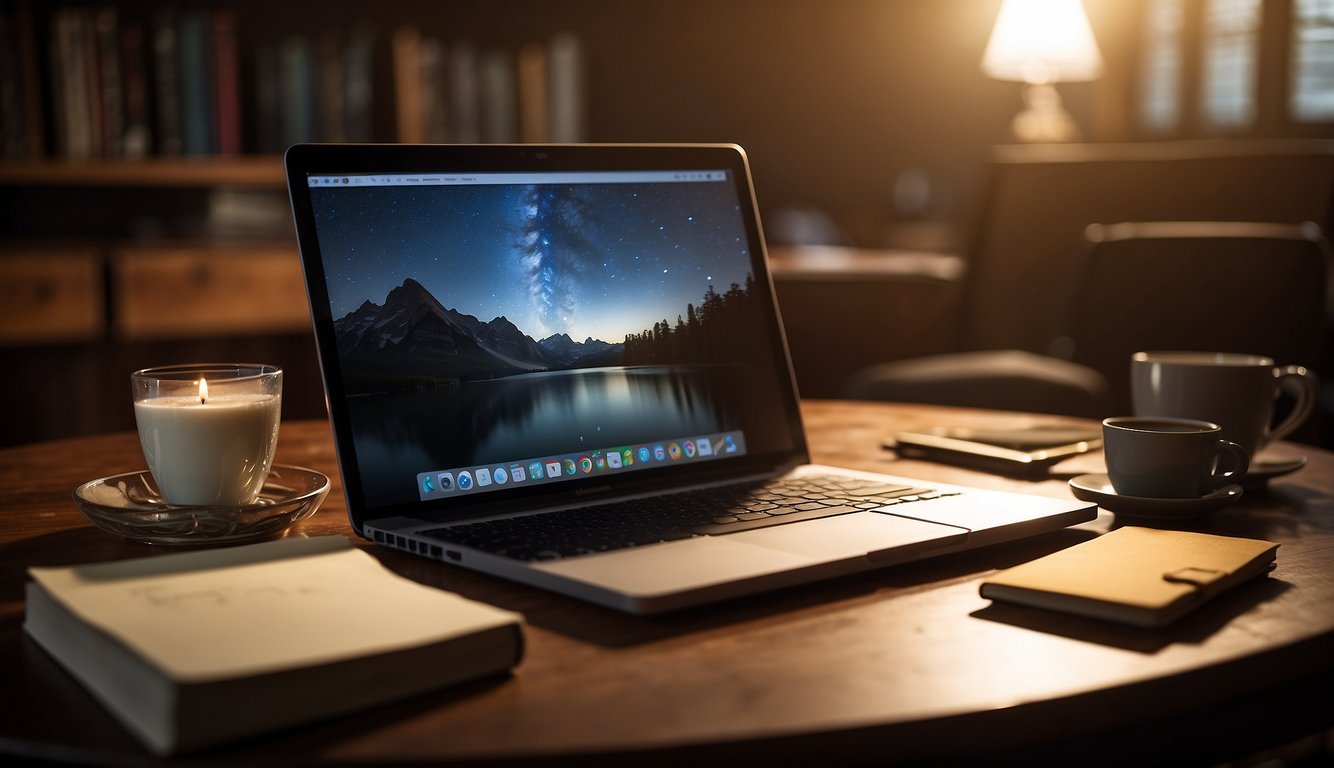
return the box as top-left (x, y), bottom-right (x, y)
top-left (199, 377), bottom-right (209, 404)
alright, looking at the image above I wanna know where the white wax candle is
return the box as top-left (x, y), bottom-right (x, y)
top-left (134, 393), bottom-right (281, 506)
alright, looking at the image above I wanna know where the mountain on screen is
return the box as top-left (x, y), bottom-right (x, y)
top-left (334, 279), bottom-right (623, 391)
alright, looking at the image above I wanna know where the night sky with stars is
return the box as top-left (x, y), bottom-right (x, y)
top-left (311, 178), bottom-right (755, 344)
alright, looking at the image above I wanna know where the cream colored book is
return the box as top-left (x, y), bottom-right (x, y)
top-left (24, 535), bottom-right (523, 755)
top-left (980, 527), bottom-right (1277, 628)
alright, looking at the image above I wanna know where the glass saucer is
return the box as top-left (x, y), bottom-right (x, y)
top-left (1068, 473), bottom-right (1243, 520)
top-left (72, 465), bottom-right (331, 545)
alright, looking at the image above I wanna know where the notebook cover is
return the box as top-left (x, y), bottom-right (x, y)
top-left (980, 527), bottom-right (1278, 628)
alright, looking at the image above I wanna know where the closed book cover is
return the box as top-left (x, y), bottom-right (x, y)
top-left (980, 527), bottom-right (1277, 628)
top-left (24, 535), bottom-right (524, 755)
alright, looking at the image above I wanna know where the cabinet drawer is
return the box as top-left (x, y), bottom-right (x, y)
top-left (113, 247), bottom-right (311, 340)
top-left (0, 250), bottom-right (105, 345)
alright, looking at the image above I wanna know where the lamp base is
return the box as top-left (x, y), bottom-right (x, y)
top-left (1011, 83), bottom-right (1081, 143)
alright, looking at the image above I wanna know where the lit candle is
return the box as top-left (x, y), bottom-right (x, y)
top-left (132, 365), bottom-right (282, 506)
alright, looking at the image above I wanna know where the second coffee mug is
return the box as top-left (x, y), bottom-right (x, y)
top-left (1131, 351), bottom-right (1317, 458)
top-left (1102, 417), bottom-right (1249, 499)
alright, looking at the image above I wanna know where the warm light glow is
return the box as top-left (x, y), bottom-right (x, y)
top-left (981, 0), bottom-right (1104, 84)
top-left (199, 378), bottom-right (209, 404)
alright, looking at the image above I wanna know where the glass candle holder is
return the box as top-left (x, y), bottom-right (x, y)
top-left (132, 364), bottom-right (283, 506)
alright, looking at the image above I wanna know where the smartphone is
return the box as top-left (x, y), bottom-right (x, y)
top-left (888, 425), bottom-right (1102, 475)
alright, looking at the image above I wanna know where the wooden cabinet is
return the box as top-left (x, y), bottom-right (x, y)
top-left (0, 249), bottom-right (105, 345)
top-left (112, 246), bottom-right (309, 340)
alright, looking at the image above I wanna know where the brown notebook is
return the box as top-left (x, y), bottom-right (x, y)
top-left (980, 527), bottom-right (1278, 628)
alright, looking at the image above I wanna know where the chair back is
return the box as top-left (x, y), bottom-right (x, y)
top-left (960, 141), bottom-right (1334, 355)
top-left (1059, 221), bottom-right (1328, 418)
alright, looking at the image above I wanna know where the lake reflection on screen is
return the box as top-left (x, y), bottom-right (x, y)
top-left (347, 365), bottom-right (734, 507)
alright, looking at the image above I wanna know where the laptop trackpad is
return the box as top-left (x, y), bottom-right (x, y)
top-left (732, 511), bottom-right (968, 562)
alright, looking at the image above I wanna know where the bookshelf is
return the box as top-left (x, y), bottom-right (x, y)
top-left (0, 157), bottom-right (285, 187)
top-left (0, 0), bottom-right (594, 446)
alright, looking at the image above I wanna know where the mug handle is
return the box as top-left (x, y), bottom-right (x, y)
top-left (1206, 439), bottom-right (1250, 492)
top-left (1265, 365), bottom-right (1319, 447)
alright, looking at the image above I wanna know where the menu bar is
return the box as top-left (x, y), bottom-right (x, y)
top-left (308, 170), bottom-right (729, 188)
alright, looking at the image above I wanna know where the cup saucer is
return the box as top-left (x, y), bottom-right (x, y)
top-left (1068, 473), bottom-right (1243, 519)
top-left (1243, 455), bottom-right (1307, 487)
top-left (72, 465), bottom-right (331, 545)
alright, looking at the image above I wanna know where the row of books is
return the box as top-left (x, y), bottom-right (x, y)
top-left (0, 3), bottom-right (588, 160)
top-left (35, 6), bottom-right (241, 159)
top-left (388, 29), bottom-right (586, 147)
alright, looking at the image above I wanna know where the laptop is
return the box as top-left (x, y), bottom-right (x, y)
top-left (285, 143), bottom-right (1095, 614)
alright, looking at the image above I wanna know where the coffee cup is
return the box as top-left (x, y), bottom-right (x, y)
top-left (1131, 351), bottom-right (1317, 458)
top-left (1102, 417), bottom-right (1249, 499)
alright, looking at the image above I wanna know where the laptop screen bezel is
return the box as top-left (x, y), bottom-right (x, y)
top-left (285, 143), bottom-right (809, 534)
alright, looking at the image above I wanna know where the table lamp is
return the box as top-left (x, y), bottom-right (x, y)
top-left (981, 0), bottom-right (1104, 142)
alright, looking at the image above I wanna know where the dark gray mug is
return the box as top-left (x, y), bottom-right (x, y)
top-left (1102, 417), bottom-right (1249, 499)
top-left (1131, 351), bottom-right (1317, 458)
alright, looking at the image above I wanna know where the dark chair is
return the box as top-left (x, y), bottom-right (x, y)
top-left (844, 141), bottom-right (1334, 423)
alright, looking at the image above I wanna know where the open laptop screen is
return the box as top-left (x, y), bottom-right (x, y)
top-left (288, 145), bottom-right (805, 521)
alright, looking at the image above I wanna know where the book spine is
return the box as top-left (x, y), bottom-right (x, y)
top-left (0, 6), bottom-right (24, 158)
top-left (279, 35), bottom-right (316, 148)
top-left (177, 10), bottom-right (215, 155)
top-left (418, 37), bottom-right (447, 143)
top-left (479, 48), bottom-right (516, 144)
top-left (343, 24), bottom-right (376, 143)
top-left (54, 9), bottom-right (95, 159)
top-left (547, 33), bottom-right (584, 143)
top-left (391, 26), bottom-right (423, 143)
top-left (517, 43), bottom-right (548, 144)
top-left (12, 0), bottom-right (44, 157)
top-left (152, 9), bottom-right (182, 155)
top-left (211, 10), bottom-right (241, 155)
top-left (120, 20), bottom-right (151, 158)
top-left (253, 40), bottom-right (282, 153)
top-left (81, 9), bottom-right (106, 157)
top-left (319, 29), bottom-right (346, 142)
top-left (449, 40), bottom-right (479, 144)
top-left (94, 8), bottom-right (124, 157)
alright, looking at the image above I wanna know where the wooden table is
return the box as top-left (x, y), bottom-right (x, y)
top-left (2, 401), bottom-right (1331, 766)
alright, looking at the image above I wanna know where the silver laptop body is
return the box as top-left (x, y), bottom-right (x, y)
top-left (285, 143), bottom-right (1095, 614)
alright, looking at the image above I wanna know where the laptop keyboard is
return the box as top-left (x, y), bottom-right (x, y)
top-left (419, 474), bottom-right (956, 562)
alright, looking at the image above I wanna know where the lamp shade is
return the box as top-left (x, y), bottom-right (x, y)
top-left (981, 0), bottom-right (1104, 84)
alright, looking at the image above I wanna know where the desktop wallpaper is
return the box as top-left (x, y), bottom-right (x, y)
top-left (311, 179), bottom-right (793, 508)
